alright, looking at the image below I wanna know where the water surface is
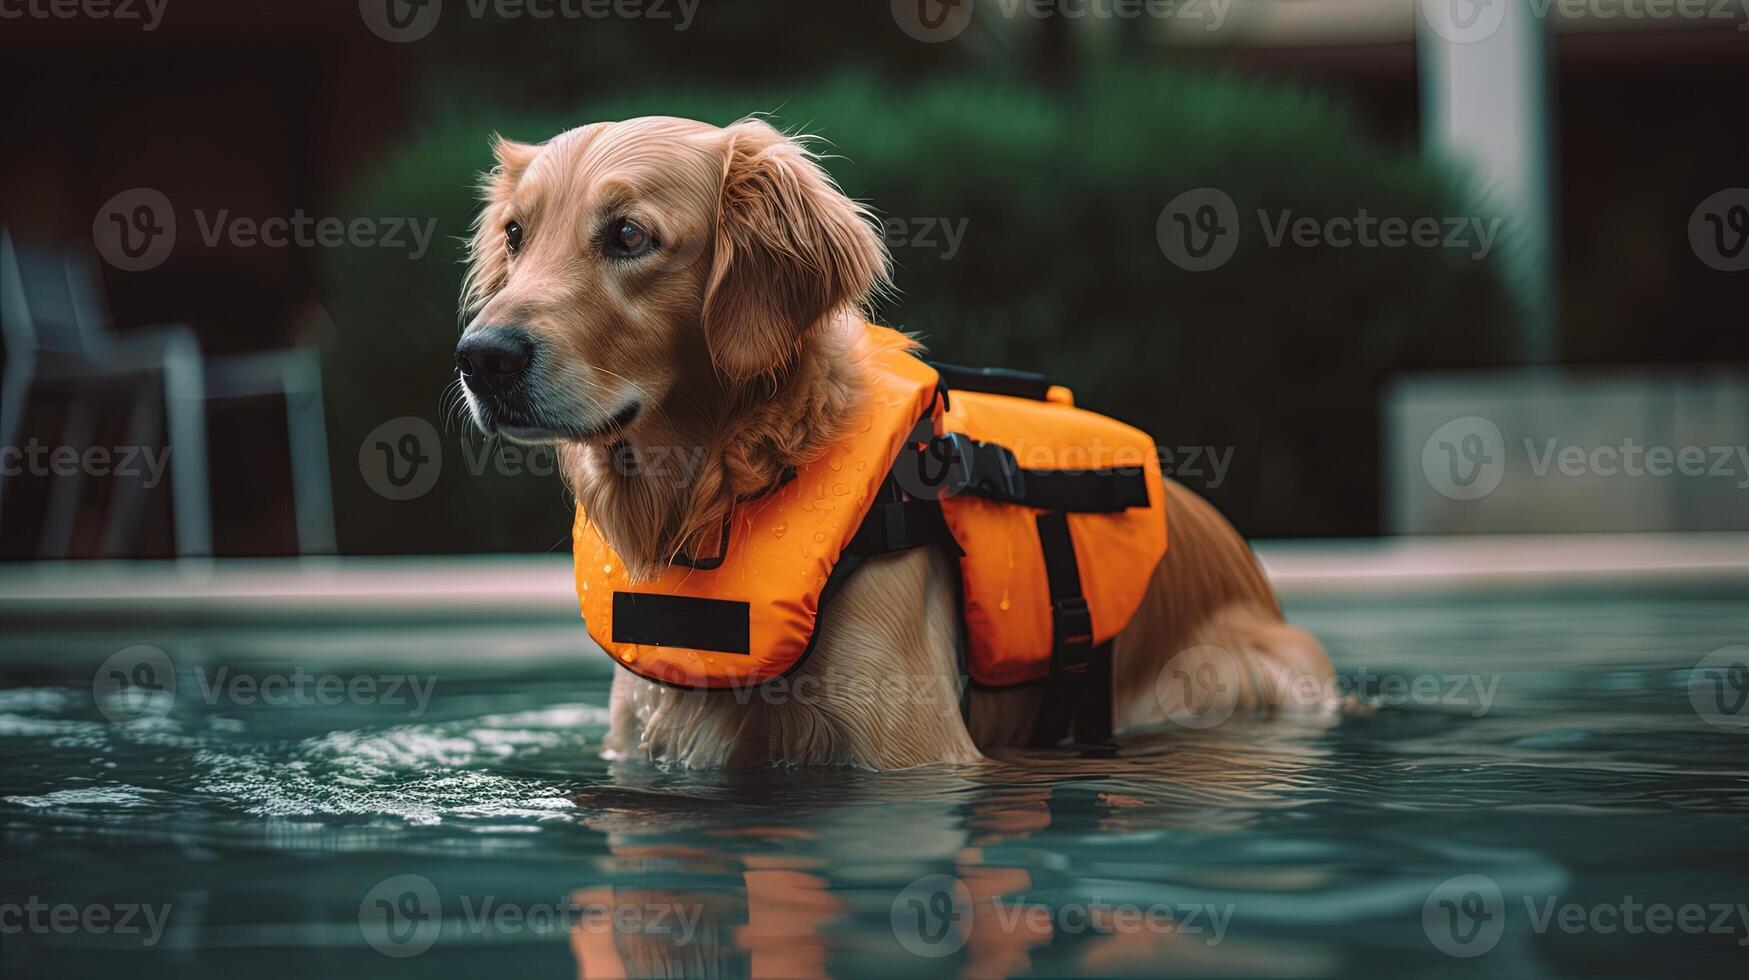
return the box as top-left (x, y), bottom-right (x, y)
top-left (2, 589), bottom-right (1746, 977)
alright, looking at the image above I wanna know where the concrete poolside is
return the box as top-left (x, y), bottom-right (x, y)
top-left (2, 533), bottom-right (1745, 627)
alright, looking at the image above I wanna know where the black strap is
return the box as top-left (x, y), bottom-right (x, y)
top-left (847, 474), bottom-right (963, 558)
top-left (1014, 467), bottom-right (1150, 513)
top-left (847, 467), bottom-right (973, 723)
top-left (1027, 512), bottom-right (1115, 749)
top-left (924, 433), bottom-right (1149, 514)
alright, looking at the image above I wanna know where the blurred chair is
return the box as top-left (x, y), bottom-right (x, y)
top-left (0, 227), bottom-right (336, 558)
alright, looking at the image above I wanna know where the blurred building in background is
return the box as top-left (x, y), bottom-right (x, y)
top-left (1, 0), bottom-right (1744, 557)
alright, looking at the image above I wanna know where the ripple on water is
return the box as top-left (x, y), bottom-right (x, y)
top-left (187, 706), bottom-right (609, 825)
top-left (4, 785), bottom-right (159, 808)
top-left (0, 693), bottom-right (610, 829)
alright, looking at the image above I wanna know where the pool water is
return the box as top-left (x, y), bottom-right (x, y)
top-left (2, 588), bottom-right (1747, 978)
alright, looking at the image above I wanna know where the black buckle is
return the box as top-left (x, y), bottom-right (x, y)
top-left (893, 425), bottom-right (1027, 504)
top-left (1053, 595), bottom-right (1095, 654)
top-left (941, 432), bottom-right (1026, 502)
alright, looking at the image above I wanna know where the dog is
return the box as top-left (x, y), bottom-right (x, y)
top-left (456, 116), bottom-right (1338, 769)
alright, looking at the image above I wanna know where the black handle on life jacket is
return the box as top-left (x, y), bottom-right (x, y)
top-left (928, 362), bottom-right (1055, 401)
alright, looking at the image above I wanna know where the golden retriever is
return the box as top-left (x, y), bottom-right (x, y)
top-left (456, 116), bottom-right (1337, 769)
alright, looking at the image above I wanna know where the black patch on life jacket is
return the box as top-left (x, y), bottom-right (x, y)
top-left (612, 592), bottom-right (750, 655)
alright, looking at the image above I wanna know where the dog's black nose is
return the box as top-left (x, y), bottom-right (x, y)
top-left (456, 328), bottom-right (533, 395)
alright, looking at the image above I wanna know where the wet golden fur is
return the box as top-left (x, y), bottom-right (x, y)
top-left (459, 116), bottom-right (1336, 769)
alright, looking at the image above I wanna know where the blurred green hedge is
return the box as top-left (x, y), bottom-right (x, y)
top-left (323, 67), bottom-right (1518, 554)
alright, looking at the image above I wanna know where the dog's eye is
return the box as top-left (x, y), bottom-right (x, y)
top-left (604, 219), bottom-right (657, 259)
top-left (505, 220), bottom-right (524, 254)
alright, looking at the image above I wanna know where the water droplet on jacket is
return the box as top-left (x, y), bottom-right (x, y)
top-left (833, 484), bottom-right (848, 496)
top-left (813, 532), bottom-right (825, 543)
top-left (830, 458), bottom-right (842, 472)
top-left (603, 563), bottom-right (613, 574)
top-left (620, 651), bottom-right (636, 663)
top-left (999, 589), bottom-right (1011, 612)
top-left (773, 522), bottom-right (788, 539)
top-left (857, 461), bottom-right (867, 471)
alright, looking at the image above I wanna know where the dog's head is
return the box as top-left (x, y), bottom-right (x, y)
top-left (456, 116), bottom-right (888, 445)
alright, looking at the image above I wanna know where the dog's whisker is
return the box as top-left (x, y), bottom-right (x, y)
top-left (584, 365), bottom-right (663, 416)
top-left (439, 377), bottom-right (475, 436)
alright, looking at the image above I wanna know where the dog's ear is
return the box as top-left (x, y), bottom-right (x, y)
top-left (463, 136), bottom-right (542, 315)
top-left (701, 119), bottom-right (889, 381)
top-left (487, 136), bottom-right (540, 197)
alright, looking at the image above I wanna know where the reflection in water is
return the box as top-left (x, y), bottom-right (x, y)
top-left (562, 724), bottom-right (1343, 977)
top-left (606, 714), bottom-right (1617, 976)
top-left (1, 593), bottom-right (1747, 976)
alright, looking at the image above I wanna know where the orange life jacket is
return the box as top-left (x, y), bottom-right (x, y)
top-left (572, 324), bottom-right (1167, 746)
